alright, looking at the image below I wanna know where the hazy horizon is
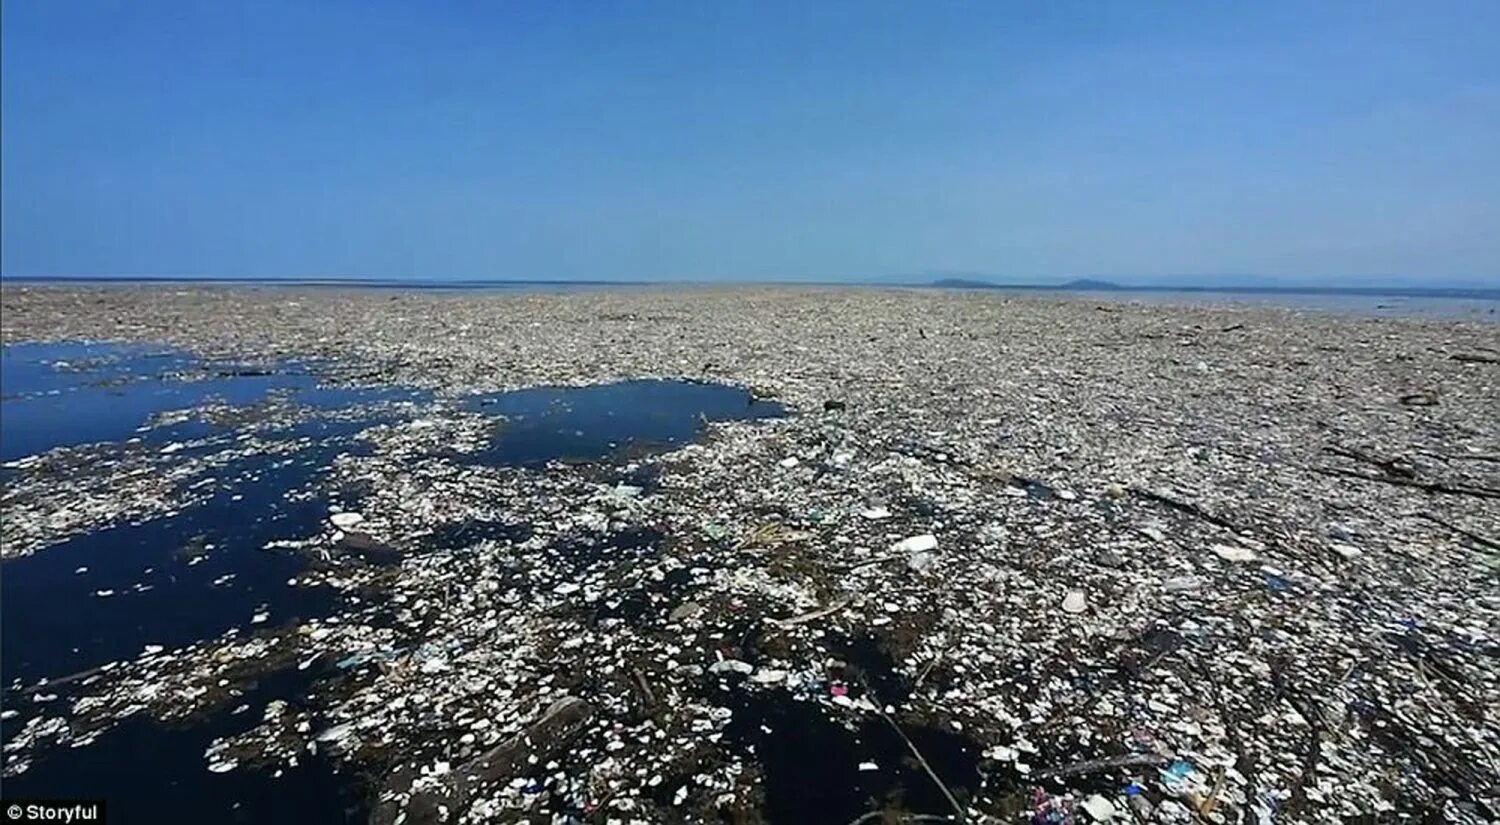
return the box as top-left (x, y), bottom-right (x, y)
top-left (6, 272), bottom-right (1500, 292)
top-left (4, 2), bottom-right (1498, 286)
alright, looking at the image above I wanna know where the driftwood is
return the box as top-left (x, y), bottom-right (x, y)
top-left (913, 647), bottom-right (947, 689)
top-left (839, 553), bottom-right (905, 572)
top-left (1413, 512), bottom-right (1500, 551)
top-left (1310, 466), bottom-right (1500, 499)
top-left (1420, 452), bottom-right (1500, 464)
top-left (1129, 488), bottom-right (1247, 533)
top-left (1398, 392), bottom-right (1439, 407)
top-left (369, 696), bottom-right (593, 825)
top-left (13, 662), bottom-right (114, 695)
top-left (1315, 443), bottom-right (1500, 498)
top-left (1324, 444), bottom-right (1417, 479)
top-left (631, 667), bottom-right (657, 708)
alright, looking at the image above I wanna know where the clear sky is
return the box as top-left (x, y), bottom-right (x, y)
top-left (3, 1), bottom-right (1497, 284)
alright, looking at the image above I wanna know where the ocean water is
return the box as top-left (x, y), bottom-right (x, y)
top-left (0, 341), bottom-right (784, 823)
top-left (466, 379), bottom-right (783, 466)
top-left (0, 343), bottom-right (417, 462)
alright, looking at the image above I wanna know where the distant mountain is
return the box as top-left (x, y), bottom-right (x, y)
top-left (929, 276), bottom-right (1125, 290)
top-left (929, 277), bottom-right (999, 289)
top-left (921, 274), bottom-right (1499, 299)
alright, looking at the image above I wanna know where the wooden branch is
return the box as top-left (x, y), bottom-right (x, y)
top-left (840, 553), bottom-right (904, 572)
top-left (1323, 444), bottom-right (1416, 479)
top-left (913, 647), bottom-right (947, 689)
top-left (1413, 512), bottom-right (1500, 551)
top-left (631, 667), bottom-right (657, 708)
top-left (13, 663), bottom-right (113, 695)
top-left (1417, 451), bottom-right (1500, 465)
top-left (1129, 488), bottom-right (1246, 533)
top-left (1311, 466), bottom-right (1500, 499)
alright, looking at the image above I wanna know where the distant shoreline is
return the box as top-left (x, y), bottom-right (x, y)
top-left (2, 274), bottom-right (1497, 301)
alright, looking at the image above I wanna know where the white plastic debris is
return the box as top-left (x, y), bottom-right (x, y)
top-left (1330, 542), bottom-right (1362, 559)
top-left (749, 668), bottom-right (787, 684)
top-left (907, 546), bottom-right (938, 573)
top-left (1211, 543), bottom-right (1257, 563)
top-left (1080, 794), bottom-right (1118, 821)
top-left (329, 512), bottom-right (365, 529)
top-left (892, 534), bottom-right (938, 554)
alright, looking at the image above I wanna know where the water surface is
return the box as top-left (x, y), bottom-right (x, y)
top-left (0, 340), bottom-right (785, 823)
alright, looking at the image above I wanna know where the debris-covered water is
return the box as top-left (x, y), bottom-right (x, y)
top-left (6, 663), bottom-right (363, 824)
top-left (2, 285), bottom-right (1497, 825)
top-left (0, 340), bottom-right (786, 823)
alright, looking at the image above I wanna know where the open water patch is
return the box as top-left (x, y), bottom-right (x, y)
top-left (465, 379), bottom-right (783, 466)
top-left (2, 446), bottom-right (344, 686)
top-left (723, 691), bottom-right (982, 823)
top-left (3, 663), bottom-right (365, 824)
top-left (2, 343), bottom-right (426, 686)
top-left (0, 341), bottom-right (415, 462)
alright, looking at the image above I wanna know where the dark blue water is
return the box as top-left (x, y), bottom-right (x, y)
top-left (3, 664), bottom-right (363, 824)
top-left (2, 442), bottom-right (345, 686)
top-left (0, 344), bottom-right (430, 686)
top-left (0, 342), bottom-right (412, 462)
top-left (468, 379), bottom-right (783, 466)
top-left (0, 341), bottom-right (785, 823)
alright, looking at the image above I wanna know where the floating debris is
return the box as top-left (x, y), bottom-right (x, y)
top-left (2, 285), bottom-right (1497, 824)
top-left (1060, 589), bottom-right (1088, 614)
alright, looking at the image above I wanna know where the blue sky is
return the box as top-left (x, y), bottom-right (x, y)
top-left (3, 1), bottom-right (1497, 284)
